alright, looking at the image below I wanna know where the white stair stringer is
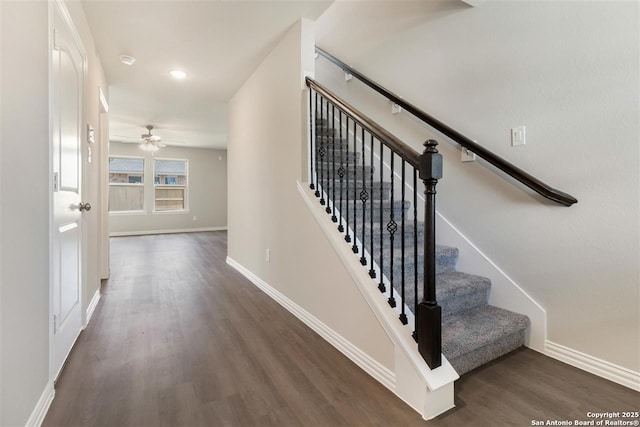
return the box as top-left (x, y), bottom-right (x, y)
top-left (297, 181), bottom-right (458, 420)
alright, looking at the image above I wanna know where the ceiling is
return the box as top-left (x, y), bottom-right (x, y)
top-left (81, 0), bottom-right (333, 149)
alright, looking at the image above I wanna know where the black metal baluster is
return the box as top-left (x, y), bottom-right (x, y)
top-left (337, 111), bottom-right (345, 233)
top-left (368, 135), bottom-right (376, 279)
top-left (378, 144), bottom-right (385, 293)
top-left (314, 92), bottom-right (320, 197)
top-left (388, 153), bottom-right (396, 308)
top-left (309, 89), bottom-right (315, 190)
top-left (319, 97), bottom-right (326, 206)
top-left (352, 121), bottom-right (358, 254)
top-left (328, 104), bottom-right (336, 217)
top-left (399, 160), bottom-right (407, 325)
top-left (413, 168), bottom-right (418, 341)
top-left (359, 127), bottom-right (368, 265)
top-left (344, 116), bottom-right (351, 243)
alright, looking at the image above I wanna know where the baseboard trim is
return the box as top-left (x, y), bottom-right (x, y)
top-left (110, 226), bottom-right (227, 237)
top-left (84, 288), bottom-right (101, 328)
top-left (25, 381), bottom-right (54, 427)
top-left (226, 256), bottom-right (396, 391)
top-left (545, 340), bottom-right (640, 391)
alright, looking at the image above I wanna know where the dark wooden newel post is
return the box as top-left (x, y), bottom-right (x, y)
top-left (417, 140), bottom-right (442, 369)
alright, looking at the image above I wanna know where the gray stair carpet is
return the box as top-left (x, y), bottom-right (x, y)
top-left (314, 119), bottom-right (530, 375)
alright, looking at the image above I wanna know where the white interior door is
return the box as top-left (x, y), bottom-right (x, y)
top-left (51, 1), bottom-right (86, 380)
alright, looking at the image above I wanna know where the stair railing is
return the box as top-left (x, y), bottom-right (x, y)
top-left (315, 46), bottom-right (578, 207)
top-left (306, 77), bottom-right (443, 369)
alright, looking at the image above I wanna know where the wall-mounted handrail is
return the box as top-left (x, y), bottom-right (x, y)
top-left (316, 46), bottom-right (578, 207)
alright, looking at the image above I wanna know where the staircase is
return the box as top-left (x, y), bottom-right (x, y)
top-left (314, 118), bottom-right (530, 375)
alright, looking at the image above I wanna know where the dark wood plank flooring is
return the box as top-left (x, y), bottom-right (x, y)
top-left (43, 232), bottom-right (638, 426)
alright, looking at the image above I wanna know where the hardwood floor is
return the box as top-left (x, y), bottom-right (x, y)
top-left (43, 232), bottom-right (638, 426)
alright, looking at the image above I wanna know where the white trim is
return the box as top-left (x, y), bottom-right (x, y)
top-left (226, 256), bottom-right (396, 391)
top-left (25, 381), bottom-right (54, 427)
top-left (545, 341), bottom-right (640, 392)
top-left (109, 226), bottom-right (227, 237)
top-left (108, 210), bottom-right (146, 216)
top-left (151, 209), bottom-right (190, 215)
top-left (98, 86), bottom-right (109, 113)
top-left (462, 0), bottom-right (486, 6)
top-left (84, 288), bottom-right (100, 328)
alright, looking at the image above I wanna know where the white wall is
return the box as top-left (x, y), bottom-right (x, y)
top-left (316, 1), bottom-right (639, 372)
top-left (0, 1), bottom-right (108, 423)
top-left (109, 142), bottom-right (227, 235)
top-left (0, 2), bottom-right (50, 424)
top-left (227, 19), bottom-right (396, 372)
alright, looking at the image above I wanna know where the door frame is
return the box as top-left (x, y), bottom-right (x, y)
top-left (99, 87), bottom-right (110, 281)
top-left (48, 0), bottom-right (88, 383)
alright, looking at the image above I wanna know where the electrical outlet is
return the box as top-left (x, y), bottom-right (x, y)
top-left (192, 216), bottom-right (197, 221)
top-left (511, 126), bottom-right (526, 146)
top-left (266, 249), bottom-right (270, 263)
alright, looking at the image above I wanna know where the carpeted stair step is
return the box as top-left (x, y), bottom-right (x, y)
top-left (352, 220), bottom-right (426, 252)
top-left (320, 181), bottom-right (391, 200)
top-left (315, 136), bottom-right (348, 146)
top-left (346, 200), bottom-right (409, 222)
top-left (442, 305), bottom-right (530, 375)
top-left (399, 243), bottom-right (458, 276)
top-left (387, 266), bottom-right (488, 316)
top-left (383, 245), bottom-right (459, 279)
top-left (435, 271), bottom-right (490, 316)
top-left (316, 150), bottom-right (361, 164)
top-left (315, 126), bottom-right (337, 137)
top-left (318, 164), bottom-right (375, 180)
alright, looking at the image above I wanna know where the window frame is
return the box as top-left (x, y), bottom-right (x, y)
top-left (152, 157), bottom-right (189, 213)
top-left (108, 155), bottom-right (146, 214)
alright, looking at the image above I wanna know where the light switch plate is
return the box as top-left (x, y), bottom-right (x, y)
top-left (511, 126), bottom-right (526, 146)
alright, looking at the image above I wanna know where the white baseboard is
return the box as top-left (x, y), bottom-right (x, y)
top-left (545, 341), bottom-right (640, 392)
top-left (84, 288), bottom-right (101, 328)
top-left (109, 226), bottom-right (227, 237)
top-left (226, 256), bottom-right (396, 391)
top-left (25, 381), bottom-right (54, 427)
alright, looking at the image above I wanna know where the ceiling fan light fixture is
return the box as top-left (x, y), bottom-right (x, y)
top-left (140, 125), bottom-right (162, 153)
top-left (140, 143), bottom-right (160, 153)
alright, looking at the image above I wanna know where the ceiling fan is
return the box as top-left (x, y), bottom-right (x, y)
top-left (140, 125), bottom-right (165, 153)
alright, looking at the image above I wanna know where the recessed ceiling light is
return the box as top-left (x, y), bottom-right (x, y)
top-left (169, 69), bottom-right (188, 79)
top-left (120, 55), bottom-right (136, 65)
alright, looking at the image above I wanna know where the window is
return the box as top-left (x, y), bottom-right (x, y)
top-left (109, 157), bottom-right (144, 212)
top-left (154, 159), bottom-right (187, 211)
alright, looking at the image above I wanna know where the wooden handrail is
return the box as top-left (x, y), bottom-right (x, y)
top-left (315, 46), bottom-right (578, 207)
